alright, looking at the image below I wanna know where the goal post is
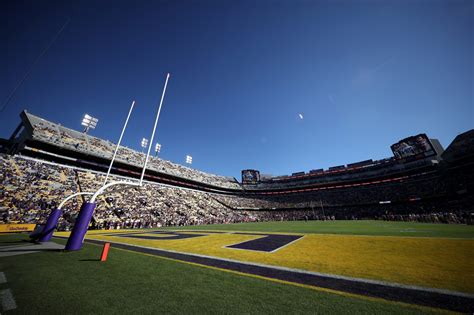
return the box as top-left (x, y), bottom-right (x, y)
top-left (64, 73), bottom-right (170, 251)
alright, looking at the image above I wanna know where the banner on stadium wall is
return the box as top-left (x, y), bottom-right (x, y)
top-left (0, 224), bottom-right (36, 233)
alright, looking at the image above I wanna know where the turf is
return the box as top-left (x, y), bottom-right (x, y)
top-left (77, 229), bottom-right (474, 293)
top-left (0, 234), bottom-right (32, 247)
top-left (162, 220), bottom-right (474, 238)
top-left (0, 234), bottom-right (442, 314)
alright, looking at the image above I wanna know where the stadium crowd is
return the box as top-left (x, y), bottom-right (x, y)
top-left (0, 154), bottom-right (79, 228)
top-left (27, 113), bottom-right (241, 189)
top-left (1, 153), bottom-right (473, 229)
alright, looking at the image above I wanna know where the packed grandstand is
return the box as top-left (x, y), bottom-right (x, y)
top-left (1, 111), bottom-right (473, 229)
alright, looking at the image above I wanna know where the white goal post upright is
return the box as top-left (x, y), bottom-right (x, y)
top-left (140, 72), bottom-right (170, 185)
top-left (65, 73), bottom-right (171, 251)
top-left (104, 100), bottom-right (136, 186)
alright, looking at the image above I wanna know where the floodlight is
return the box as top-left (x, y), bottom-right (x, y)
top-left (155, 143), bottom-right (161, 155)
top-left (82, 114), bottom-right (99, 133)
top-left (185, 155), bottom-right (193, 164)
top-left (141, 138), bottom-right (149, 149)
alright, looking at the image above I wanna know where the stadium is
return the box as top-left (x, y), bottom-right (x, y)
top-left (1, 109), bottom-right (473, 313)
top-left (2, 1), bottom-right (473, 314)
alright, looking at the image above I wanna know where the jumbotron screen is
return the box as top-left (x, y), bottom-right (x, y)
top-left (241, 169), bottom-right (260, 184)
top-left (391, 134), bottom-right (436, 159)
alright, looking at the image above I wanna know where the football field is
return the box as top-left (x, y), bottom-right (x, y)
top-left (67, 226), bottom-right (474, 294)
top-left (2, 220), bottom-right (473, 314)
top-left (52, 220), bottom-right (474, 313)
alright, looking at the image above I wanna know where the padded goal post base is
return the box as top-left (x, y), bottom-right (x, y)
top-left (65, 202), bottom-right (97, 251)
top-left (38, 208), bottom-right (63, 242)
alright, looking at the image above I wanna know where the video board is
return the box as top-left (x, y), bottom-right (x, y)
top-left (241, 169), bottom-right (260, 184)
top-left (391, 134), bottom-right (436, 159)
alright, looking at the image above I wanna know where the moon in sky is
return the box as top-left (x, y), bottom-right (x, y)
top-left (299, 113), bottom-right (304, 120)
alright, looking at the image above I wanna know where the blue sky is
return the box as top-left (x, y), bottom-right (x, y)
top-left (2, 0), bottom-right (473, 179)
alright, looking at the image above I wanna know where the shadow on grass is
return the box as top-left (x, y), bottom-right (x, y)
top-left (0, 248), bottom-right (63, 253)
top-left (0, 240), bottom-right (31, 245)
top-left (79, 259), bottom-right (101, 262)
top-left (0, 240), bottom-right (28, 247)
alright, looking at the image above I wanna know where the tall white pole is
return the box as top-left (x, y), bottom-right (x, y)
top-left (103, 100), bottom-right (136, 185)
top-left (140, 73), bottom-right (170, 185)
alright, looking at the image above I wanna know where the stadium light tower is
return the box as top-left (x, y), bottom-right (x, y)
top-left (185, 155), bottom-right (193, 165)
top-left (81, 114), bottom-right (98, 133)
top-left (141, 138), bottom-right (148, 152)
top-left (155, 143), bottom-right (161, 156)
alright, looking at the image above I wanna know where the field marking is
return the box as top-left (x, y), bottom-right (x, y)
top-left (221, 235), bottom-right (266, 252)
top-left (94, 230), bottom-right (304, 253)
top-left (83, 240), bottom-right (454, 315)
top-left (270, 235), bottom-right (305, 253)
top-left (0, 272), bottom-right (6, 284)
top-left (222, 235), bottom-right (305, 253)
top-left (79, 236), bottom-right (474, 299)
top-left (0, 289), bottom-right (17, 312)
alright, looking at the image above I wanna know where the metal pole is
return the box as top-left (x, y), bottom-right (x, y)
top-left (140, 73), bottom-right (170, 185)
top-left (90, 181), bottom-right (140, 203)
top-left (103, 100), bottom-right (136, 185)
top-left (58, 192), bottom-right (94, 210)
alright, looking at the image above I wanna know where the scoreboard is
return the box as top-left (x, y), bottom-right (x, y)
top-left (241, 169), bottom-right (260, 184)
top-left (391, 134), bottom-right (436, 160)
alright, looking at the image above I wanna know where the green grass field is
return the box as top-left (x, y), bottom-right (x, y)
top-left (0, 234), bottom-right (442, 314)
top-left (2, 220), bottom-right (473, 314)
top-left (163, 220), bottom-right (474, 238)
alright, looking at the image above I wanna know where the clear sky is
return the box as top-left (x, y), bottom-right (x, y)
top-left (2, 0), bottom-right (473, 179)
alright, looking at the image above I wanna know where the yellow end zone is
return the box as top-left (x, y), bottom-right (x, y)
top-left (55, 229), bottom-right (474, 294)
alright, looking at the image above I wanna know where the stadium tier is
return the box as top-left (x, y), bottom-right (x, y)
top-left (7, 111), bottom-right (242, 191)
top-left (1, 111), bottom-right (473, 228)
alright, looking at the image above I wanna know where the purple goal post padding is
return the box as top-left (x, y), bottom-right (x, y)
top-left (65, 202), bottom-right (96, 251)
top-left (38, 208), bottom-right (63, 242)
